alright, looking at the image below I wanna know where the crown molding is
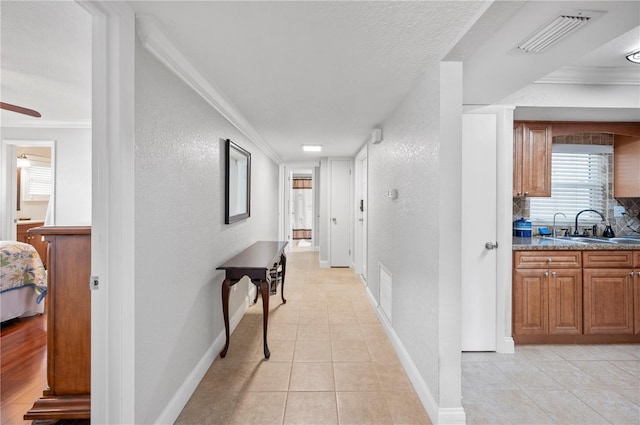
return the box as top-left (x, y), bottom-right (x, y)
top-left (135, 16), bottom-right (281, 164)
top-left (1, 120), bottom-right (91, 129)
top-left (536, 66), bottom-right (640, 85)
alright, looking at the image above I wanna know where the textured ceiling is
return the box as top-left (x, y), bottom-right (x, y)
top-left (1, 1), bottom-right (638, 162)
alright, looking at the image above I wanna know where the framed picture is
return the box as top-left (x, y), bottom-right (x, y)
top-left (225, 139), bottom-right (251, 224)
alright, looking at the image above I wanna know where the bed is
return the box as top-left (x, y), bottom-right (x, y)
top-left (0, 241), bottom-right (47, 323)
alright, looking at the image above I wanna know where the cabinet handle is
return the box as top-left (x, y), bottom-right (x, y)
top-left (524, 192), bottom-right (529, 195)
top-left (547, 258), bottom-right (552, 263)
top-left (631, 272), bottom-right (635, 276)
top-left (551, 272), bottom-right (557, 277)
top-left (544, 271), bottom-right (549, 277)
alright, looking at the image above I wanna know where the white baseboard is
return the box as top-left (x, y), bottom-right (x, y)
top-left (364, 287), bottom-right (466, 425)
top-left (498, 336), bottom-right (515, 354)
top-left (153, 296), bottom-right (251, 424)
top-left (319, 260), bottom-right (329, 268)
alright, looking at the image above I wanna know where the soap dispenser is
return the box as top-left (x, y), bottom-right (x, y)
top-left (602, 223), bottom-right (615, 238)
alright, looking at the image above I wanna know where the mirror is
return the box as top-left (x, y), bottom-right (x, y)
top-left (225, 139), bottom-right (251, 224)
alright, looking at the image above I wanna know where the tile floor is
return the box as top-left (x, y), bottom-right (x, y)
top-left (176, 250), bottom-right (640, 425)
top-left (175, 250), bottom-right (431, 425)
top-left (462, 344), bottom-right (640, 424)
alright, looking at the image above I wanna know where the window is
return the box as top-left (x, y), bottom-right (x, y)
top-left (21, 158), bottom-right (52, 202)
top-left (529, 144), bottom-right (612, 224)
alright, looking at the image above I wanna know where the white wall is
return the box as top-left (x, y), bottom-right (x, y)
top-left (1, 127), bottom-right (91, 226)
top-left (367, 60), bottom-right (464, 422)
top-left (134, 39), bottom-right (279, 424)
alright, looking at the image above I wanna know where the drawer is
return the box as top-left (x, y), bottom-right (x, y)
top-left (583, 251), bottom-right (634, 268)
top-left (635, 251), bottom-right (640, 268)
top-left (514, 251), bottom-right (581, 269)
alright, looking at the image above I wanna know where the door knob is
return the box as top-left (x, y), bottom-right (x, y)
top-left (332, 218), bottom-right (337, 224)
top-left (484, 241), bottom-right (498, 250)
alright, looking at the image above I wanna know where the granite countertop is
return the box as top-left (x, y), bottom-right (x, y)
top-left (513, 236), bottom-right (640, 251)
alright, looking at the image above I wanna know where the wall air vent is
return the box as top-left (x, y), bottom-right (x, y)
top-left (517, 10), bottom-right (603, 53)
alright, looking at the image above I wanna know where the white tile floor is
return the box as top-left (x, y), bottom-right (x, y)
top-left (462, 344), bottom-right (640, 424)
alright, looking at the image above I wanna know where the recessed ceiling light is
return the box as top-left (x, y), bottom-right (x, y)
top-left (302, 145), bottom-right (322, 152)
top-left (626, 49), bottom-right (640, 64)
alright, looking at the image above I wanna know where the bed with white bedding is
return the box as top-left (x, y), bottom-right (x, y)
top-left (0, 241), bottom-right (47, 322)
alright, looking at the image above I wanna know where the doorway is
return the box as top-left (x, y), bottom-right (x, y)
top-left (290, 170), bottom-right (314, 251)
top-left (1, 140), bottom-right (56, 240)
top-left (354, 147), bottom-right (368, 280)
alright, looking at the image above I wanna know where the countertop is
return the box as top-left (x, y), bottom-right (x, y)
top-left (513, 236), bottom-right (640, 251)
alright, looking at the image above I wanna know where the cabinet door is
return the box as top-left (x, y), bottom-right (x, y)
top-left (521, 122), bottom-right (552, 197)
top-left (583, 269), bottom-right (634, 334)
top-left (635, 272), bottom-right (640, 335)
top-left (513, 269), bottom-right (548, 335)
top-left (549, 269), bottom-right (582, 334)
top-left (614, 135), bottom-right (640, 197)
top-left (513, 123), bottom-right (523, 197)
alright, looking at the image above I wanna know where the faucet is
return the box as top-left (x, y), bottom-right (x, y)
top-left (574, 209), bottom-right (605, 235)
top-left (552, 212), bottom-right (566, 237)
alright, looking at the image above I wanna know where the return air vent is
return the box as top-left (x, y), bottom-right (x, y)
top-left (517, 10), bottom-right (604, 53)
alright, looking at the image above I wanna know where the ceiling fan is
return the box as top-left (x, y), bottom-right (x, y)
top-left (0, 102), bottom-right (41, 118)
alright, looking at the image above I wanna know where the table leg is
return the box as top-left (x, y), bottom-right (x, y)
top-left (260, 279), bottom-right (270, 359)
top-left (220, 278), bottom-right (231, 358)
top-left (280, 253), bottom-right (287, 304)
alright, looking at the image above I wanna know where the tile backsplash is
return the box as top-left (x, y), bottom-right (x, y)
top-left (513, 133), bottom-right (640, 237)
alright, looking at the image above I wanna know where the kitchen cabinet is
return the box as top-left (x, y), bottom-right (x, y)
top-left (634, 251), bottom-right (640, 335)
top-left (17, 221), bottom-right (47, 268)
top-left (614, 134), bottom-right (640, 197)
top-left (513, 251), bottom-right (582, 337)
top-left (583, 251), bottom-right (634, 335)
top-left (513, 121), bottom-right (552, 197)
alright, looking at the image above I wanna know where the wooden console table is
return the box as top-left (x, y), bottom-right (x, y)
top-left (24, 226), bottom-right (91, 420)
top-left (217, 241), bottom-right (288, 359)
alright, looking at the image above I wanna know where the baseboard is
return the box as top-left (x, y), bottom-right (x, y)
top-left (364, 287), bottom-right (465, 425)
top-left (319, 260), bottom-right (329, 268)
top-left (153, 297), bottom-right (250, 424)
top-left (498, 336), bottom-right (515, 354)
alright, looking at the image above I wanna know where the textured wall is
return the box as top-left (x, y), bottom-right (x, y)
top-left (134, 40), bottom-right (279, 423)
top-left (368, 66), bottom-right (441, 401)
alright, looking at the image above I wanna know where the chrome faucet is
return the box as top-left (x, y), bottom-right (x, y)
top-left (552, 212), bottom-right (566, 237)
top-left (574, 209), bottom-right (605, 235)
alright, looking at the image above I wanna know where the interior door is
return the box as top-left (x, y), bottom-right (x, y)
top-left (361, 156), bottom-right (368, 279)
top-left (330, 160), bottom-right (351, 267)
top-left (461, 114), bottom-right (498, 351)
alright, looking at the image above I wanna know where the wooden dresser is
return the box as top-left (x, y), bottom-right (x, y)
top-left (24, 226), bottom-right (91, 420)
top-left (16, 220), bottom-right (47, 268)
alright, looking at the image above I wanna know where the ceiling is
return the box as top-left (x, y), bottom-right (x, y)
top-left (1, 1), bottom-right (638, 162)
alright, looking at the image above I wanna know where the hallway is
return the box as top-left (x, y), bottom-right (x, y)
top-left (174, 250), bottom-right (431, 425)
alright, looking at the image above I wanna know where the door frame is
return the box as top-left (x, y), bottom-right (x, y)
top-left (354, 146), bottom-right (368, 279)
top-left (1, 139), bottom-right (56, 240)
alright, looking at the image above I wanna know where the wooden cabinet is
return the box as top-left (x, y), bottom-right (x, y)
top-left (634, 252), bottom-right (640, 335)
top-left (583, 251), bottom-right (635, 335)
top-left (24, 227), bottom-right (91, 421)
top-left (614, 134), bottom-right (640, 197)
top-left (17, 221), bottom-right (47, 267)
top-left (513, 251), bottom-right (582, 337)
top-left (513, 121), bottom-right (552, 197)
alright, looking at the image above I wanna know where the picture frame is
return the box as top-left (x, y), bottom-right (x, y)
top-left (225, 139), bottom-right (251, 224)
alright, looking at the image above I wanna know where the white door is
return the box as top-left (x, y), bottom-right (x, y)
top-left (361, 157), bottom-right (368, 280)
top-left (330, 160), bottom-right (351, 267)
top-left (461, 114), bottom-right (497, 351)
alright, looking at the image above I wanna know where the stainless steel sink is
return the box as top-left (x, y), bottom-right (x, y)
top-left (608, 237), bottom-right (640, 244)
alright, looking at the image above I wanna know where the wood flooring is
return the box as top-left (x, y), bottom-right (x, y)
top-left (0, 315), bottom-right (89, 425)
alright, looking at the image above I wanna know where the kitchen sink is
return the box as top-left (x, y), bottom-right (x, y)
top-left (547, 236), bottom-right (640, 244)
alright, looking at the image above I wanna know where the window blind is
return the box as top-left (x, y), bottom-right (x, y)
top-left (529, 150), bottom-right (609, 224)
top-left (25, 165), bottom-right (52, 200)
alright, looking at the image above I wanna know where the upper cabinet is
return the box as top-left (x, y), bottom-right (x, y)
top-left (513, 121), bottom-right (552, 198)
top-left (614, 134), bottom-right (640, 197)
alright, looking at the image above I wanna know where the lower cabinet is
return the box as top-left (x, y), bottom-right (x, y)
top-left (583, 269), bottom-right (634, 334)
top-left (513, 249), bottom-right (640, 343)
top-left (513, 267), bottom-right (581, 336)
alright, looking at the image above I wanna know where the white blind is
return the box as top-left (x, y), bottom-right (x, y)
top-left (22, 163), bottom-right (52, 201)
top-left (529, 149), bottom-right (609, 224)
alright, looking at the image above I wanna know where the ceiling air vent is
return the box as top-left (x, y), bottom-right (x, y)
top-left (517, 11), bottom-right (603, 53)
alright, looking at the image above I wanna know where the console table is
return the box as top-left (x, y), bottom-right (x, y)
top-left (216, 241), bottom-right (288, 359)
